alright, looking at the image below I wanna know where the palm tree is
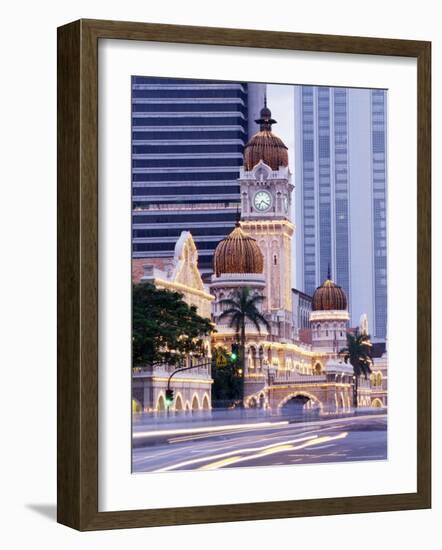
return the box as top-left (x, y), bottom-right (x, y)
top-left (218, 287), bottom-right (271, 407)
top-left (339, 329), bottom-right (373, 408)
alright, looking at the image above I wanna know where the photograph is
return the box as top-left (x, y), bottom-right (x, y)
top-left (131, 77), bottom-right (389, 473)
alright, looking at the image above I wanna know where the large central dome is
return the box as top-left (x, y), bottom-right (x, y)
top-left (243, 101), bottom-right (289, 171)
top-left (213, 225), bottom-right (264, 277)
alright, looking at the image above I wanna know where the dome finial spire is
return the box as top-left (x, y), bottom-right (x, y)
top-left (255, 94), bottom-right (276, 131)
top-left (244, 92), bottom-right (289, 170)
top-left (327, 262), bottom-right (331, 280)
top-left (235, 204), bottom-right (241, 227)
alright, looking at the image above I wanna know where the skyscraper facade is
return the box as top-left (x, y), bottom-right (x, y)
top-left (131, 77), bottom-right (265, 274)
top-left (294, 86), bottom-right (387, 338)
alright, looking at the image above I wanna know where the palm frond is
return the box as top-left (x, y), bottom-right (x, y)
top-left (252, 311), bottom-right (271, 333)
top-left (248, 315), bottom-right (264, 334)
top-left (248, 294), bottom-right (265, 305)
top-left (218, 308), bottom-right (240, 321)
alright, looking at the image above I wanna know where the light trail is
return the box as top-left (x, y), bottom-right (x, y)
top-left (134, 413), bottom-right (386, 441)
top-left (198, 456), bottom-right (242, 470)
top-left (198, 432), bottom-right (349, 470)
top-left (154, 434), bottom-right (319, 472)
top-left (134, 427), bottom-right (317, 466)
top-left (133, 416), bottom-right (386, 472)
top-left (168, 426), bottom-right (273, 444)
top-left (133, 420), bottom-right (289, 439)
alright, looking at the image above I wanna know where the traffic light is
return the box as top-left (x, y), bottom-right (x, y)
top-left (165, 388), bottom-right (174, 407)
top-left (230, 343), bottom-right (239, 364)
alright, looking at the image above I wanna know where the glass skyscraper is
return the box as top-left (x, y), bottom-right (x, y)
top-left (131, 77), bottom-right (265, 274)
top-left (294, 86), bottom-right (387, 338)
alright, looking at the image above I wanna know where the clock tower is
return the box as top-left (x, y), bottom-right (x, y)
top-left (238, 100), bottom-right (295, 341)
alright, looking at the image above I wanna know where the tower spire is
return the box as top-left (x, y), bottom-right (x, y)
top-left (255, 95), bottom-right (276, 131)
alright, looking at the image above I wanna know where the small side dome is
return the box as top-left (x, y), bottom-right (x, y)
top-left (312, 276), bottom-right (348, 311)
top-left (213, 225), bottom-right (264, 277)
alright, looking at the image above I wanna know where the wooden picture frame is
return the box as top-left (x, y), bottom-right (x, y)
top-left (57, 18), bottom-right (431, 531)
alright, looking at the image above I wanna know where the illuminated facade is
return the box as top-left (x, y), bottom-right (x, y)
top-left (132, 232), bottom-right (214, 413)
top-left (238, 101), bottom-right (294, 341)
top-left (370, 351), bottom-right (388, 408)
top-left (211, 101), bottom-right (387, 411)
top-left (132, 97), bottom-right (388, 415)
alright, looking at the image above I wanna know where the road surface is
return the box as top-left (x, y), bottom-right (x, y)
top-left (132, 414), bottom-right (387, 473)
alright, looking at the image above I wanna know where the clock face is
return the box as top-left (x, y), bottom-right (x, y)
top-left (254, 190), bottom-right (272, 211)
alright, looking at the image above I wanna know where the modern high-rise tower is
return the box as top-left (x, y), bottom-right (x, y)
top-left (131, 77), bottom-right (265, 275)
top-left (294, 86), bottom-right (387, 338)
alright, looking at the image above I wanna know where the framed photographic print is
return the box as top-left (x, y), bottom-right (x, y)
top-left (57, 19), bottom-right (431, 530)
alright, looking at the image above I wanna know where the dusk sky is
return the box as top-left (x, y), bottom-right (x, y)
top-left (267, 84), bottom-right (295, 174)
top-left (267, 83), bottom-right (297, 283)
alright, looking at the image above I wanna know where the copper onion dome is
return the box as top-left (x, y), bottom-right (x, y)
top-left (312, 270), bottom-right (348, 311)
top-left (213, 224), bottom-right (264, 277)
top-left (243, 99), bottom-right (289, 171)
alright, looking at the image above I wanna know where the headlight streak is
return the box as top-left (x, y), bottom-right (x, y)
top-left (168, 427), bottom-right (271, 444)
top-left (135, 428), bottom-right (319, 467)
top-left (135, 426), bottom-right (351, 469)
top-left (198, 432), bottom-right (349, 471)
top-left (154, 434), bottom-right (320, 473)
top-left (133, 416), bottom-right (386, 473)
top-left (133, 420), bottom-right (289, 439)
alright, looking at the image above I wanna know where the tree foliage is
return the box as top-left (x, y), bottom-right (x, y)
top-left (339, 329), bottom-right (373, 378)
top-left (132, 282), bottom-right (213, 368)
top-left (217, 287), bottom-right (270, 406)
top-left (218, 287), bottom-right (270, 337)
top-left (211, 347), bottom-right (242, 407)
top-left (339, 329), bottom-right (373, 407)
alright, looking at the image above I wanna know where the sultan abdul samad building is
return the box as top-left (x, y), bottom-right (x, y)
top-left (133, 101), bottom-right (388, 414)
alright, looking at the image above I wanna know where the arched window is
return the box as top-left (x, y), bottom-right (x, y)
top-left (175, 394), bottom-right (184, 411)
top-left (202, 394), bottom-right (210, 410)
top-left (377, 372), bottom-right (383, 386)
top-left (191, 395), bottom-right (200, 411)
top-left (156, 394), bottom-right (165, 412)
top-left (249, 346), bottom-right (257, 369)
top-left (132, 399), bottom-right (142, 414)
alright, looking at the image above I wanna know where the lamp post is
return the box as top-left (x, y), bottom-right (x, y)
top-left (165, 353), bottom-right (211, 416)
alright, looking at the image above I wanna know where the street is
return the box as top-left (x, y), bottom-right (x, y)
top-left (132, 413), bottom-right (387, 473)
